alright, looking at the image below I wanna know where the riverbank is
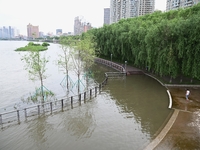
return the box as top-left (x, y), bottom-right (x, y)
top-left (153, 86), bottom-right (200, 150)
top-left (142, 76), bottom-right (200, 149)
top-left (122, 63), bottom-right (200, 149)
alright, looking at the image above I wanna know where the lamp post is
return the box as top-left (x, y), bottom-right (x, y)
top-left (125, 61), bottom-right (127, 73)
top-left (111, 54), bottom-right (112, 62)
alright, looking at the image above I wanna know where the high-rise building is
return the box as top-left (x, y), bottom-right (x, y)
top-left (0, 26), bottom-right (19, 39)
top-left (104, 8), bottom-right (110, 25)
top-left (0, 28), bottom-right (3, 39)
top-left (3, 26), bottom-right (9, 39)
top-left (110, 0), bottom-right (155, 24)
top-left (74, 16), bottom-right (82, 35)
top-left (74, 16), bottom-right (92, 35)
top-left (39, 32), bottom-right (44, 38)
top-left (56, 29), bottom-right (62, 35)
top-left (27, 23), bottom-right (39, 39)
top-left (166, 0), bottom-right (200, 11)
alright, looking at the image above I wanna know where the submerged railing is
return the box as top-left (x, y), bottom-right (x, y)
top-left (1, 58), bottom-right (125, 128)
top-left (94, 58), bottom-right (125, 73)
top-left (95, 58), bottom-right (126, 78)
top-left (0, 77), bottom-right (109, 128)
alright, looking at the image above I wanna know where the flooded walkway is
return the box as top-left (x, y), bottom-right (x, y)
top-left (97, 58), bottom-right (200, 150)
top-left (153, 87), bottom-right (200, 150)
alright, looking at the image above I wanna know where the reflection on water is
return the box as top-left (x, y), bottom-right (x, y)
top-left (103, 75), bottom-right (172, 138)
top-left (0, 41), bottom-right (172, 150)
top-left (0, 93), bottom-right (152, 150)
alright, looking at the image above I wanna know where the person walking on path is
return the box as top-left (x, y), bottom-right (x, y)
top-left (186, 89), bottom-right (190, 101)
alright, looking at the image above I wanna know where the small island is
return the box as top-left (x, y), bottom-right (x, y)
top-left (15, 42), bottom-right (50, 51)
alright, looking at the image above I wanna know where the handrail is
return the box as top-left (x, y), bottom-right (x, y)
top-left (1, 58), bottom-right (125, 127)
top-left (94, 57), bottom-right (125, 72)
top-left (0, 76), bottom-right (109, 127)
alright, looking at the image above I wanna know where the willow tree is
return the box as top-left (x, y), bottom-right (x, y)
top-left (91, 3), bottom-right (200, 82)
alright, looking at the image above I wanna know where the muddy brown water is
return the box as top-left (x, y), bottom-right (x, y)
top-left (0, 41), bottom-right (173, 150)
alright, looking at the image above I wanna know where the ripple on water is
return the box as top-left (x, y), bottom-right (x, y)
top-left (0, 93), bottom-right (151, 150)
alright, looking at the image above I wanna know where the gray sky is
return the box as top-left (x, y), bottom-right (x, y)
top-left (0, 0), bottom-right (166, 35)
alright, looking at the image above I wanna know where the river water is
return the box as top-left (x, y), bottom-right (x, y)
top-left (0, 41), bottom-right (172, 150)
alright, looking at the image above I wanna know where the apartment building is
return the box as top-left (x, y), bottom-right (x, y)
top-left (138, 0), bottom-right (155, 16)
top-left (166, 0), bottom-right (200, 11)
top-left (56, 29), bottom-right (62, 36)
top-left (27, 23), bottom-right (39, 39)
top-left (74, 16), bottom-right (92, 35)
top-left (0, 26), bottom-right (19, 39)
top-left (110, 0), bottom-right (155, 24)
top-left (104, 8), bottom-right (110, 25)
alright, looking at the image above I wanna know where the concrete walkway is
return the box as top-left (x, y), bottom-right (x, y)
top-left (97, 59), bottom-right (200, 149)
top-left (123, 64), bottom-right (200, 149)
top-left (153, 86), bottom-right (200, 150)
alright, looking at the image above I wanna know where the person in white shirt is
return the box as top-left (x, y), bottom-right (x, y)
top-left (186, 89), bottom-right (190, 101)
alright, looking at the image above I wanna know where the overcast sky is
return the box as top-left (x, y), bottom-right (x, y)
top-left (0, 0), bottom-right (166, 35)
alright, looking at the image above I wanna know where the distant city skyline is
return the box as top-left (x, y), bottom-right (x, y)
top-left (0, 0), bottom-right (166, 35)
top-left (0, 26), bottom-right (20, 39)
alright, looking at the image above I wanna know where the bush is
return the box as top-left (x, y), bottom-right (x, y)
top-left (42, 42), bottom-right (50, 47)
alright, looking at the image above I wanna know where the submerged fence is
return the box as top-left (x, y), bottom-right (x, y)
top-left (0, 77), bottom-right (108, 128)
top-left (95, 57), bottom-right (126, 78)
top-left (94, 57), bottom-right (125, 73)
top-left (1, 58), bottom-right (124, 128)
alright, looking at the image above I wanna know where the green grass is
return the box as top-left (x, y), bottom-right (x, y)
top-left (15, 42), bottom-right (49, 52)
top-left (15, 45), bottom-right (48, 51)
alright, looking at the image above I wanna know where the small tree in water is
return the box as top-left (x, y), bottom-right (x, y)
top-left (21, 49), bottom-right (52, 103)
top-left (71, 34), bottom-right (95, 94)
top-left (58, 36), bottom-right (74, 92)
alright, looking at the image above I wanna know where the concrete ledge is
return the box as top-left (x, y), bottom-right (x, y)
top-left (144, 109), bottom-right (179, 150)
top-left (167, 90), bottom-right (172, 109)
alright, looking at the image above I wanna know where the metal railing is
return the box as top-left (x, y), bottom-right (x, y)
top-left (105, 72), bottom-right (126, 78)
top-left (0, 77), bottom-right (109, 128)
top-left (94, 57), bottom-right (125, 73)
top-left (1, 58), bottom-right (124, 128)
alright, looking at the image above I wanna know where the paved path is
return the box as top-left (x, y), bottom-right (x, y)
top-left (118, 63), bottom-right (200, 150)
top-left (153, 86), bottom-right (200, 150)
top-left (97, 59), bottom-right (200, 149)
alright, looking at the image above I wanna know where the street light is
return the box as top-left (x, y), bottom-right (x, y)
top-left (110, 54), bottom-right (113, 67)
top-left (125, 61), bottom-right (127, 73)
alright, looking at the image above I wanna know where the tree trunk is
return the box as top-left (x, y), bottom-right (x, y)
top-left (78, 72), bottom-right (80, 94)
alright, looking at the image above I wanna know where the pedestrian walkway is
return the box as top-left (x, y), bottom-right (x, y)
top-left (96, 58), bottom-right (200, 149)
top-left (140, 75), bottom-right (200, 149)
top-left (115, 62), bottom-right (200, 150)
top-left (152, 86), bottom-right (200, 150)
